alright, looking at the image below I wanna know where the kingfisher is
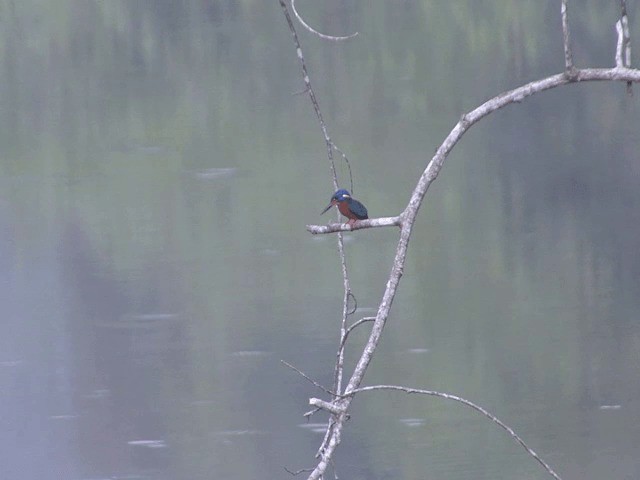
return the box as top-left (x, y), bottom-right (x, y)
top-left (321, 189), bottom-right (368, 226)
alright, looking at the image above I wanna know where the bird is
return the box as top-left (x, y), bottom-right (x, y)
top-left (321, 189), bottom-right (368, 226)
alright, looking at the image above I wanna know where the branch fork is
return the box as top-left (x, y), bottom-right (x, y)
top-left (309, 398), bottom-right (345, 415)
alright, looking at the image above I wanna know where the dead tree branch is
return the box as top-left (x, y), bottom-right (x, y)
top-left (339, 317), bottom-right (375, 351)
top-left (279, 1), bottom-right (640, 479)
top-left (306, 216), bottom-right (402, 234)
top-left (308, 65), bottom-right (640, 480)
top-left (561, 0), bottom-right (575, 75)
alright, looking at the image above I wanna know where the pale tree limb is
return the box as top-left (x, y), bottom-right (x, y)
top-left (306, 216), bottom-right (402, 234)
top-left (616, 0), bottom-right (633, 95)
top-left (291, 0), bottom-right (358, 41)
top-left (561, 0), bottom-right (575, 75)
top-left (279, 2), bottom-right (640, 480)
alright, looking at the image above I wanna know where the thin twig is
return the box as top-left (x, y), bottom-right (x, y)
top-left (333, 244), bottom-right (350, 397)
top-left (346, 291), bottom-right (357, 315)
top-left (330, 141), bottom-right (354, 194)
top-left (303, 407), bottom-right (321, 419)
top-left (278, 0), bottom-right (354, 405)
top-left (284, 466), bottom-right (314, 476)
top-left (281, 360), bottom-right (337, 396)
top-left (315, 417), bottom-right (335, 457)
top-left (291, 0), bottom-right (358, 41)
top-left (339, 317), bottom-right (375, 351)
top-left (346, 385), bottom-right (562, 480)
top-left (278, 0), bottom-right (337, 184)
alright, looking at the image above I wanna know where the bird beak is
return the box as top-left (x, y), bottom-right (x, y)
top-left (321, 199), bottom-right (336, 215)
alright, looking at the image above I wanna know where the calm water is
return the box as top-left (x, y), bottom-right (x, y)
top-left (1, 1), bottom-right (640, 479)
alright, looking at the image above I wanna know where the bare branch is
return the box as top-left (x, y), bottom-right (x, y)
top-left (618, 0), bottom-right (633, 95)
top-left (278, 0), bottom-right (335, 181)
top-left (281, 360), bottom-right (337, 396)
top-left (621, 0), bottom-right (631, 67)
top-left (280, 1), bottom-right (640, 478)
top-left (324, 318), bottom-right (375, 459)
top-left (339, 317), bottom-right (375, 351)
top-left (330, 141), bottom-right (354, 193)
top-left (314, 417), bottom-right (335, 458)
top-left (291, 0), bottom-right (358, 41)
top-left (348, 385), bottom-right (562, 480)
top-left (616, 20), bottom-right (625, 67)
top-left (308, 412), bottom-right (347, 480)
top-left (310, 67), bottom-right (640, 480)
top-left (342, 66), bottom-right (640, 388)
top-left (561, 0), bottom-right (575, 74)
top-left (306, 216), bottom-right (403, 234)
top-left (309, 398), bottom-right (344, 415)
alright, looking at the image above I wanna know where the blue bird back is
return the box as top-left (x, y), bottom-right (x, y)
top-left (347, 198), bottom-right (368, 219)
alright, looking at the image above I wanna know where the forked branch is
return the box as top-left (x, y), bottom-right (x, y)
top-left (278, 1), bottom-right (640, 480)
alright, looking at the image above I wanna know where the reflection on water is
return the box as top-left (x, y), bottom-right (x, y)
top-left (1, 1), bottom-right (640, 480)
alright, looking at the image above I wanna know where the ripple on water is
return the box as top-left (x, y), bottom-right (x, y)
top-left (210, 429), bottom-right (265, 437)
top-left (399, 418), bottom-right (426, 427)
top-left (0, 360), bottom-right (23, 367)
top-left (127, 439), bottom-right (168, 449)
top-left (192, 168), bottom-right (237, 180)
top-left (230, 350), bottom-right (272, 358)
top-left (404, 348), bottom-right (430, 354)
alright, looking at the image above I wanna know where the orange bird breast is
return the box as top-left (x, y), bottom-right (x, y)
top-left (337, 199), bottom-right (368, 220)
